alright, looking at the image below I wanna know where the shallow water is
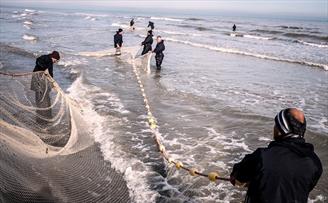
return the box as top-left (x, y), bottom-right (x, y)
top-left (0, 5), bottom-right (327, 202)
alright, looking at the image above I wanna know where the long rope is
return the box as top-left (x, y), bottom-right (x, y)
top-left (131, 56), bottom-right (230, 182)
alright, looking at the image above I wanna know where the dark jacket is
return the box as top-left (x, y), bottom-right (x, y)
top-left (231, 137), bottom-right (322, 203)
top-left (114, 33), bottom-right (123, 48)
top-left (141, 34), bottom-right (153, 55)
top-left (33, 54), bottom-right (54, 78)
top-left (153, 40), bottom-right (165, 56)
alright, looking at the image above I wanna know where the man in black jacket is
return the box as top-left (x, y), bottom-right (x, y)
top-left (130, 18), bottom-right (135, 30)
top-left (32, 51), bottom-right (60, 123)
top-left (153, 36), bottom-right (165, 70)
top-left (141, 30), bottom-right (153, 55)
top-left (230, 108), bottom-right (322, 203)
top-left (33, 51), bottom-right (60, 78)
top-left (114, 28), bottom-right (123, 55)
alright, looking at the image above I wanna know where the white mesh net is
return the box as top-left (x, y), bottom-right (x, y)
top-left (0, 71), bottom-right (131, 202)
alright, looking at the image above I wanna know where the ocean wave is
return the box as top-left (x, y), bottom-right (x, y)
top-left (84, 16), bottom-right (97, 21)
top-left (186, 17), bottom-right (204, 21)
top-left (22, 34), bottom-right (37, 41)
top-left (251, 29), bottom-right (283, 35)
top-left (150, 16), bottom-right (183, 22)
top-left (74, 12), bottom-right (108, 17)
top-left (278, 25), bottom-right (303, 30)
top-left (283, 32), bottom-right (328, 42)
top-left (158, 30), bottom-right (201, 36)
top-left (163, 37), bottom-right (328, 70)
top-left (243, 34), bottom-right (271, 40)
top-left (177, 24), bottom-right (212, 31)
top-left (297, 40), bottom-right (328, 48)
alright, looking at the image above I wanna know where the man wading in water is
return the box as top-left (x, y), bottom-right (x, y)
top-left (31, 51), bottom-right (60, 123)
top-left (141, 30), bottom-right (153, 55)
top-left (230, 108), bottom-right (322, 203)
top-left (114, 28), bottom-right (123, 55)
top-left (153, 36), bottom-right (165, 70)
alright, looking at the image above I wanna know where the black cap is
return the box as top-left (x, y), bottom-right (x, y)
top-left (118, 28), bottom-right (123, 33)
top-left (50, 51), bottom-right (60, 60)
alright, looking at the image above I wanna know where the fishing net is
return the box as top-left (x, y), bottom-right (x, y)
top-left (0, 71), bottom-right (130, 203)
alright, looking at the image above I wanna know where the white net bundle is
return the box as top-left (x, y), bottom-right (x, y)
top-left (0, 71), bottom-right (130, 203)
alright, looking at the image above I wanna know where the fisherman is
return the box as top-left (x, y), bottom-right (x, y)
top-left (148, 21), bottom-right (154, 30)
top-left (232, 24), bottom-right (236, 32)
top-left (31, 51), bottom-right (60, 123)
top-left (230, 108), bottom-right (322, 203)
top-left (114, 28), bottom-right (123, 55)
top-left (130, 18), bottom-right (135, 30)
top-left (141, 30), bottom-right (153, 55)
top-left (33, 51), bottom-right (60, 78)
top-left (153, 36), bottom-right (165, 70)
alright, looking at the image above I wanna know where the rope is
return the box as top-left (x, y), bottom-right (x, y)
top-left (131, 56), bottom-right (230, 183)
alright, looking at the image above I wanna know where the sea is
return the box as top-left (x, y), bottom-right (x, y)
top-left (0, 4), bottom-right (327, 203)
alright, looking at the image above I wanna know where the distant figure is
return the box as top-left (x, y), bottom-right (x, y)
top-left (31, 51), bottom-right (60, 123)
top-left (230, 108), bottom-right (322, 203)
top-left (114, 28), bottom-right (123, 55)
top-left (130, 18), bottom-right (135, 30)
top-left (141, 30), bottom-right (153, 55)
top-left (148, 21), bottom-right (154, 30)
top-left (232, 24), bottom-right (236, 32)
top-left (153, 36), bottom-right (165, 70)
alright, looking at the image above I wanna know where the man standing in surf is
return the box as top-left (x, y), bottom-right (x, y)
top-left (230, 108), bottom-right (322, 203)
top-left (153, 36), bottom-right (165, 70)
top-left (114, 28), bottom-right (123, 55)
top-left (141, 30), bottom-right (153, 55)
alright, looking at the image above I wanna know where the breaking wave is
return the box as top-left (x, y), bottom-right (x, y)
top-left (163, 37), bottom-right (328, 70)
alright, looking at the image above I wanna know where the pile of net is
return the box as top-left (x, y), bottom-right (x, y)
top-left (0, 72), bottom-right (130, 203)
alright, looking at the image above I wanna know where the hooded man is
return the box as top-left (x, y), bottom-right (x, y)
top-left (233, 24), bottom-right (237, 32)
top-left (114, 28), bottom-right (123, 55)
top-left (153, 36), bottom-right (165, 70)
top-left (230, 108), bottom-right (322, 203)
top-left (148, 21), bottom-right (154, 30)
top-left (33, 51), bottom-right (60, 78)
top-left (141, 30), bottom-right (153, 55)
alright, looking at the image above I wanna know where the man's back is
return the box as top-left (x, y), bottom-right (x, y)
top-left (232, 138), bottom-right (322, 203)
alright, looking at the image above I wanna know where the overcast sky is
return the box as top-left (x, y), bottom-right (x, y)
top-left (1, 0), bottom-right (327, 18)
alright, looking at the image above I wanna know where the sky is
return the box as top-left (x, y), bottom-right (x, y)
top-left (1, 0), bottom-right (327, 18)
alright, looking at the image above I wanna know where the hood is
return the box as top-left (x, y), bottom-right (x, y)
top-left (269, 137), bottom-right (314, 157)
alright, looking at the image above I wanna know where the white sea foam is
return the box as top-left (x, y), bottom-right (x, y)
top-left (150, 16), bottom-right (183, 22)
top-left (67, 76), bottom-right (158, 203)
top-left (298, 40), bottom-right (328, 48)
top-left (243, 34), bottom-right (271, 40)
top-left (22, 34), bottom-right (37, 41)
top-left (23, 21), bottom-right (33, 25)
top-left (58, 58), bottom-right (88, 68)
top-left (111, 23), bottom-right (129, 29)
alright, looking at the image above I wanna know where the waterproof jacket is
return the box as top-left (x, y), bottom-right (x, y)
top-left (141, 35), bottom-right (153, 55)
top-left (231, 137), bottom-right (322, 203)
top-left (153, 40), bottom-right (165, 56)
top-left (114, 33), bottom-right (123, 48)
top-left (33, 54), bottom-right (54, 78)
